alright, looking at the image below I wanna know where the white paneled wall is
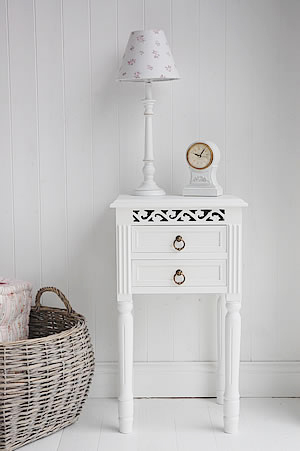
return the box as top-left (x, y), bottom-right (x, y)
top-left (1, 0), bottom-right (300, 396)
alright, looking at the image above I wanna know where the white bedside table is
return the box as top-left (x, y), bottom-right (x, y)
top-left (110, 195), bottom-right (247, 434)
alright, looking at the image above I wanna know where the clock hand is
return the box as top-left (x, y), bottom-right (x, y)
top-left (200, 145), bottom-right (207, 157)
top-left (194, 153), bottom-right (201, 157)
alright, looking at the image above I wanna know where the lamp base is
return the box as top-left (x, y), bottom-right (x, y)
top-left (134, 180), bottom-right (166, 196)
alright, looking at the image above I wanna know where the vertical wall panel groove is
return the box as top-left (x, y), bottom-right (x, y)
top-left (0, 0), bottom-right (15, 278)
top-left (8, 0), bottom-right (40, 288)
top-left (35, 0), bottom-right (68, 303)
top-left (61, 0), bottom-right (70, 297)
top-left (226, 0), bottom-right (256, 361)
top-left (144, 0), bottom-right (173, 194)
top-left (224, 0), bottom-right (227, 192)
top-left (92, 0), bottom-right (119, 361)
top-left (116, 0), bottom-right (120, 195)
top-left (6, 0), bottom-right (16, 278)
top-left (198, 0), bottom-right (201, 137)
top-left (32, 0), bottom-right (42, 287)
top-left (170, 61), bottom-right (173, 190)
top-left (62, 0), bottom-right (95, 345)
top-left (118, 0), bottom-right (144, 195)
top-left (87, 0), bottom-right (96, 353)
top-left (199, 0), bottom-right (226, 188)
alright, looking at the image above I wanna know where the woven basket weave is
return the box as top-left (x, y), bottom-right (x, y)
top-left (0, 287), bottom-right (95, 451)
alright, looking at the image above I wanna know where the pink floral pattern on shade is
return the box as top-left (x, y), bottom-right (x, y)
top-left (118, 29), bottom-right (180, 81)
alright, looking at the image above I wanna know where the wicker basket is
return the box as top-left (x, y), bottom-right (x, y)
top-left (0, 287), bottom-right (95, 451)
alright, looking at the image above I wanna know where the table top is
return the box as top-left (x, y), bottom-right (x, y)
top-left (110, 194), bottom-right (248, 209)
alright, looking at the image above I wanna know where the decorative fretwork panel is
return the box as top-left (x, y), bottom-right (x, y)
top-left (132, 209), bottom-right (226, 224)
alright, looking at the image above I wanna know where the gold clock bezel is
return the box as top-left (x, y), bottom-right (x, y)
top-left (186, 142), bottom-right (214, 170)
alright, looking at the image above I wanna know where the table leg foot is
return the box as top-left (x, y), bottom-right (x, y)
top-left (118, 397), bottom-right (133, 433)
top-left (119, 417), bottom-right (133, 434)
top-left (118, 398), bottom-right (133, 433)
top-left (224, 415), bottom-right (239, 434)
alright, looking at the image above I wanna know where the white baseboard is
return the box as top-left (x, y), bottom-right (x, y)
top-left (89, 361), bottom-right (300, 398)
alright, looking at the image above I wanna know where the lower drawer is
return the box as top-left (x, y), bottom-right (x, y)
top-left (132, 259), bottom-right (227, 288)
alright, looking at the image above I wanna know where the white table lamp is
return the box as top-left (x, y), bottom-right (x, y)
top-left (118, 30), bottom-right (180, 196)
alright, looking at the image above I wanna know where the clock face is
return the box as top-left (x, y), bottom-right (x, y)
top-left (186, 142), bottom-right (213, 170)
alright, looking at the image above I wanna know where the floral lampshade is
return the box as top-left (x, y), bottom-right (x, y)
top-left (118, 29), bottom-right (180, 82)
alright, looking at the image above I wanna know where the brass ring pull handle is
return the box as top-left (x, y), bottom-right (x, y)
top-left (173, 269), bottom-right (186, 285)
top-left (173, 235), bottom-right (185, 251)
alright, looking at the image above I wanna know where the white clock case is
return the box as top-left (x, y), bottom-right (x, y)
top-left (183, 140), bottom-right (223, 197)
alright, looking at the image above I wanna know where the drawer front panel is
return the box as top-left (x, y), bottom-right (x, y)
top-left (132, 260), bottom-right (227, 287)
top-left (132, 226), bottom-right (227, 254)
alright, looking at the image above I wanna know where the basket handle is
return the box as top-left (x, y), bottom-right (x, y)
top-left (35, 287), bottom-right (74, 314)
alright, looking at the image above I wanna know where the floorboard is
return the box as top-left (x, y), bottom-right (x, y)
top-left (20, 431), bottom-right (63, 451)
top-left (57, 398), bottom-right (102, 451)
top-left (19, 398), bottom-right (300, 451)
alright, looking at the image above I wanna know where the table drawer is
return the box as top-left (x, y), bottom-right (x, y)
top-left (132, 259), bottom-right (227, 287)
top-left (132, 226), bottom-right (227, 254)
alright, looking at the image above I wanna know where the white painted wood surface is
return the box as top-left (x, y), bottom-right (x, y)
top-left (132, 259), bottom-right (227, 288)
top-left (1, 0), bottom-right (300, 397)
top-left (134, 82), bottom-right (166, 196)
top-left (117, 300), bottom-right (134, 433)
top-left (112, 195), bottom-right (245, 433)
top-left (216, 295), bottom-right (225, 404)
top-left (20, 398), bottom-right (300, 451)
top-left (132, 225), bottom-right (227, 254)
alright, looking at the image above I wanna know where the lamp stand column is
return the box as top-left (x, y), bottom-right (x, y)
top-left (134, 82), bottom-right (166, 196)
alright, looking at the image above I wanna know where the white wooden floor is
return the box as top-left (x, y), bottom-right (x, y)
top-left (20, 398), bottom-right (300, 451)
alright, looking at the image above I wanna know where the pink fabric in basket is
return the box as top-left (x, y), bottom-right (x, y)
top-left (0, 278), bottom-right (32, 342)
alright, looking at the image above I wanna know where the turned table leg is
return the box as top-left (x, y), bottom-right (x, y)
top-left (224, 296), bottom-right (241, 434)
top-left (216, 294), bottom-right (225, 405)
top-left (117, 298), bottom-right (133, 433)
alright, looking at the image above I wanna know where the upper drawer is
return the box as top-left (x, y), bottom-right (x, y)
top-left (132, 225), bottom-right (227, 254)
